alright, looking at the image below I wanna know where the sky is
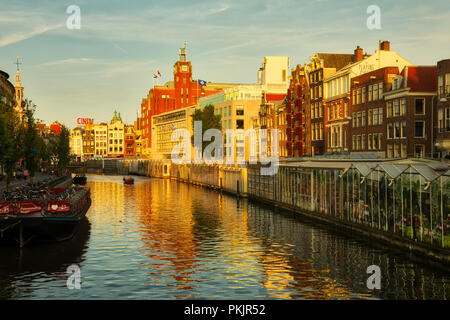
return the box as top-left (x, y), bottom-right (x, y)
top-left (0, 0), bottom-right (449, 128)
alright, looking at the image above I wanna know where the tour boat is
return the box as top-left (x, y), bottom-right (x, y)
top-left (0, 187), bottom-right (91, 247)
top-left (72, 175), bottom-right (87, 185)
top-left (123, 177), bottom-right (134, 185)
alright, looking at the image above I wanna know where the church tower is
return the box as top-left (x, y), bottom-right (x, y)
top-left (14, 56), bottom-right (24, 120)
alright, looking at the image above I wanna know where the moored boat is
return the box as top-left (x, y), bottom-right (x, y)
top-left (0, 187), bottom-right (91, 247)
top-left (123, 177), bottom-right (134, 185)
top-left (73, 175), bottom-right (87, 185)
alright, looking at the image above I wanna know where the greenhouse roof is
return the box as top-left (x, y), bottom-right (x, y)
top-left (279, 159), bottom-right (450, 182)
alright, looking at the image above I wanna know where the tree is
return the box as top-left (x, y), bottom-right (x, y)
top-left (0, 110), bottom-right (22, 191)
top-left (54, 126), bottom-right (71, 175)
top-left (22, 100), bottom-right (39, 184)
top-left (191, 104), bottom-right (222, 153)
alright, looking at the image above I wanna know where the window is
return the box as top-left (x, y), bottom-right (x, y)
top-left (401, 98), bottom-right (407, 115)
top-left (379, 83), bottom-right (383, 99)
top-left (236, 105), bottom-right (244, 116)
top-left (362, 87), bottom-right (366, 103)
top-left (374, 84), bottom-right (379, 101)
top-left (362, 111), bottom-right (366, 127)
top-left (401, 121), bottom-right (407, 138)
top-left (373, 108), bottom-right (379, 126)
top-left (438, 108), bottom-right (444, 132)
top-left (394, 144), bottom-right (400, 158)
top-left (368, 134), bottom-right (372, 150)
top-left (415, 98), bottom-right (425, 115)
top-left (357, 88), bottom-right (362, 104)
top-left (387, 101), bottom-right (392, 118)
top-left (395, 122), bottom-right (400, 138)
top-left (387, 123), bottom-right (393, 139)
top-left (368, 85), bottom-right (373, 102)
top-left (415, 145), bottom-right (425, 158)
top-left (446, 108), bottom-right (450, 131)
top-left (352, 112), bottom-right (356, 127)
top-left (394, 99), bottom-right (399, 116)
top-left (352, 90), bottom-right (356, 105)
top-left (414, 121), bottom-right (425, 138)
top-left (362, 134), bottom-right (366, 150)
top-left (373, 133), bottom-right (379, 150)
top-left (387, 144), bottom-right (393, 158)
top-left (378, 108), bottom-right (383, 125)
top-left (401, 144), bottom-right (407, 158)
top-left (236, 119), bottom-right (244, 129)
top-left (368, 109), bottom-right (372, 126)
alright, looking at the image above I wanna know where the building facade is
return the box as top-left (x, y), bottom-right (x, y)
top-left (0, 70), bottom-right (15, 115)
top-left (124, 125), bottom-right (136, 157)
top-left (324, 41), bottom-right (413, 155)
top-left (349, 67), bottom-right (399, 157)
top-left (383, 66), bottom-right (437, 158)
top-left (436, 59), bottom-right (450, 157)
top-left (69, 127), bottom-right (84, 162)
top-left (285, 64), bottom-right (309, 157)
top-left (94, 123), bottom-right (108, 158)
top-left (139, 45), bottom-right (238, 155)
top-left (306, 52), bottom-right (355, 156)
top-left (108, 111), bottom-right (125, 158)
top-left (82, 123), bottom-right (95, 160)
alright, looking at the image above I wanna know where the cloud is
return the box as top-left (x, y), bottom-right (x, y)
top-left (0, 24), bottom-right (63, 47)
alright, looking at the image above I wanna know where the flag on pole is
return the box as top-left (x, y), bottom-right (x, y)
top-left (198, 79), bottom-right (207, 86)
top-left (157, 70), bottom-right (161, 77)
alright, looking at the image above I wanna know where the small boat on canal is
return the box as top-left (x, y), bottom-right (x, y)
top-left (0, 187), bottom-right (91, 247)
top-left (123, 177), bottom-right (134, 185)
top-left (72, 175), bottom-right (87, 185)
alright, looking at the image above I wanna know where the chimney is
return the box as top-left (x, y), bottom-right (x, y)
top-left (379, 40), bottom-right (390, 51)
top-left (354, 46), bottom-right (363, 62)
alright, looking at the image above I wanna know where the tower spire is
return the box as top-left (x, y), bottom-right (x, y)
top-left (13, 56), bottom-right (24, 121)
top-left (179, 41), bottom-right (187, 62)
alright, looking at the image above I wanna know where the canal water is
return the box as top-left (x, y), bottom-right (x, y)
top-left (0, 174), bottom-right (449, 300)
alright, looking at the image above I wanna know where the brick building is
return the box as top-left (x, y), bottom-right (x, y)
top-left (285, 64), bottom-right (308, 157)
top-left (349, 66), bottom-right (400, 157)
top-left (124, 125), bottom-right (136, 157)
top-left (306, 53), bottom-right (355, 156)
top-left (436, 59), bottom-right (450, 157)
top-left (139, 45), bottom-right (238, 155)
top-left (324, 41), bottom-right (413, 155)
top-left (383, 66), bottom-right (437, 158)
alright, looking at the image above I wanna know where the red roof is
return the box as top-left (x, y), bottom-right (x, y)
top-left (49, 123), bottom-right (61, 135)
top-left (266, 93), bottom-right (286, 102)
top-left (402, 66), bottom-right (437, 92)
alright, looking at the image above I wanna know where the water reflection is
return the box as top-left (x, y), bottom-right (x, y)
top-left (0, 218), bottom-right (90, 299)
top-left (0, 175), bottom-right (449, 300)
